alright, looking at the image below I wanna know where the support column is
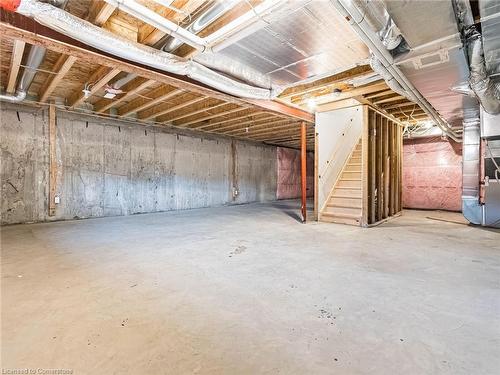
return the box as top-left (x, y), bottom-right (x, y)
top-left (301, 121), bottom-right (307, 223)
top-left (48, 102), bottom-right (57, 216)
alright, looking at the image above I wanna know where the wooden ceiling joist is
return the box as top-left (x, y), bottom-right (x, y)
top-left (180, 106), bottom-right (250, 128)
top-left (278, 65), bottom-right (372, 99)
top-left (373, 95), bottom-right (406, 105)
top-left (69, 65), bottom-right (121, 108)
top-left (0, 15), bottom-right (313, 123)
top-left (212, 114), bottom-right (278, 133)
top-left (301, 81), bottom-right (387, 106)
top-left (94, 78), bottom-right (156, 113)
top-left (195, 110), bottom-right (266, 130)
top-left (6, 39), bottom-right (25, 94)
top-left (139, 95), bottom-right (206, 121)
top-left (118, 86), bottom-right (183, 117)
top-left (159, 101), bottom-right (228, 124)
top-left (88, 1), bottom-right (117, 26)
top-left (224, 118), bottom-right (297, 136)
top-left (39, 54), bottom-right (77, 103)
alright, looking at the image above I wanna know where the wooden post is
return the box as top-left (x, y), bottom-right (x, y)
top-left (301, 121), bottom-right (307, 223)
top-left (376, 113), bottom-right (383, 222)
top-left (369, 110), bottom-right (376, 225)
top-left (48, 102), bottom-right (57, 216)
top-left (361, 106), bottom-right (369, 227)
top-left (314, 128), bottom-right (319, 221)
top-left (383, 117), bottom-right (389, 219)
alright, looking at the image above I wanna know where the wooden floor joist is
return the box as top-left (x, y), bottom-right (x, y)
top-left (39, 54), bottom-right (78, 103)
top-left (69, 66), bottom-right (121, 108)
top-left (6, 39), bottom-right (25, 94)
top-left (94, 78), bottom-right (155, 113)
top-left (118, 87), bottom-right (183, 117)
top-left (139, 95), bottom-right (206, 121)
top-left (0, 15), bottom-right (313, 123)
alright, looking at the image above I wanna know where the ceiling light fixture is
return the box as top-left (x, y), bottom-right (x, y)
top-left (307, 98), bottom-right (317, 110)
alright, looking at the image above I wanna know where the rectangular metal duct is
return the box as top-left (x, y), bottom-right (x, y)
top-left (479, 0), bottom-right (500, 76)
top-left (384, 0), bottom-right (479, 129)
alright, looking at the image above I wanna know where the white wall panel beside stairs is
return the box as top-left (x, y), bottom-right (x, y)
top-left (316, 105), bottom-right (364, 214)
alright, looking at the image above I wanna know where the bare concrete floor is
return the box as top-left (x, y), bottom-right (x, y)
top-left (1, 200), bottom-right (499, 374)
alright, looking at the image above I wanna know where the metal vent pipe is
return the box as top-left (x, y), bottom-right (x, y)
top-left (2, 0), bottom-right (280, 100)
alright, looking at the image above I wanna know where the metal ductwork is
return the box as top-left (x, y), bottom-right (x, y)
top-left (0, 44), bottom-right (46, 102)
top-left (381, 0), bottom-right (479, 141)
top-left (462, 118), bottom-right (482, 224)
top-left (467, 31), bottom-right (500, 114)
top-left (105, 0), bottom-right (283, 91)
top-left (0, 0), bottom-right (67, 102)
top-left (7, 0), bottom-right (281, 100)
top-left (331, 0), bottom-right (462, 142)
top-left (161, 0), bottom-right (240, 53)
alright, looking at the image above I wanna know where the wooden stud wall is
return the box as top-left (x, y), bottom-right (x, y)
top-left (364, 107), bottom-right (403, 225)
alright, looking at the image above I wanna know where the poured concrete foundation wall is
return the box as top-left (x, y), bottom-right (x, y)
top-left (1, 103), bottom-right (277, 225)
top-left (276, 147), bottom-right (314, 200)
top-left (403, 136), bottom-right (462, 212)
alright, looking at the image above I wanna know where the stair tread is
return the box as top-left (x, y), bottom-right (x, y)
top-left (322, 212), bottom-right (361, 220)
top-left (332, 196), bottom-right (362, 200)
top-left (327, 203), bottom-right (362, 209)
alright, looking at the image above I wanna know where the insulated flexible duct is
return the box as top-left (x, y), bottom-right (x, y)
top-left (4, 0), bottom-right (279, 100)
top-left (467, 30), bottom-right (500, 115)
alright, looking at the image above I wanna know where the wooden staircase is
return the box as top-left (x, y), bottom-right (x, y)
top-left (321, 139), bottom-right (363, 226)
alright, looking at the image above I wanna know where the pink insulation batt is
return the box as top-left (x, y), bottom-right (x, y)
top-left (276, 147), bottom-right (314, 200)
top-left (403, 136), bottom-right (463, 212)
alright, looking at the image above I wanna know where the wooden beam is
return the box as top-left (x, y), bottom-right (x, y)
top-left (159, 101), bottom-right (229, 123)
top-left (373, 95), bottom-right (406, 105)
top-left (118, 87), bottom-right (183, 117)
top-left (307, 82), bottom-right (387, 107)
top-left (224, 118), bottom-right (295, 136)
top-left (369, 110), bottom-right (376, 224)
top-left (6, 39), bottom-right (25, 94)
top-left (181, 106), bottom-right (248, 128)
top-left (139, 96), bottom-right (206, 121)
top-left (244, 98), bottom-right (314, 123)
top-left (48, 102), bottom-right (57, 217)
top-left (88, 1), bottom-right (116, 26)
top-left (39, 54), bottom-right (77, 103)
top-left (197, 111), bottom-right (268, 131)
top-left (279, 65), bottom-right (373, 99)
top-left (208, 114), bottom-right (276, 133)
top-left (365, 89), bottom-right (393, 99)
top-left (376, 113), bottom-right (383, 222)
top-left (69, 66), bottom-right (121, 108)
top-left (0, 15), bottom-right (312, 122)
top-left (382, 101), bottom-right (418, 111)
top-left (250, 124), bottom-right (305, 140)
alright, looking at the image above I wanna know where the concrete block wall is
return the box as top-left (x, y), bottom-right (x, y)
top-left (1, 103), bottom-right (277, 224)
